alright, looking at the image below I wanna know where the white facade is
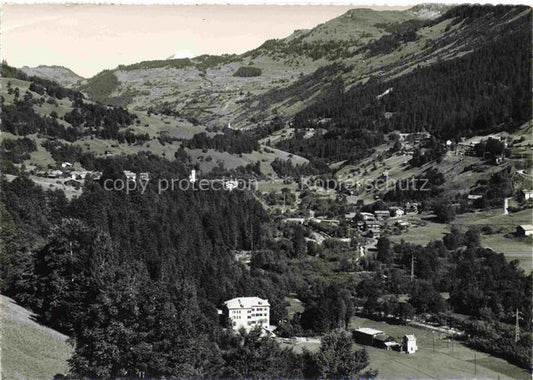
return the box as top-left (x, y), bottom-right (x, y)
top-left (123, 170), bottom-right (136, 181)
top-left (403, 335), bottom-right (418, 354)
top-left (225, 297), bottom-right (270, 332)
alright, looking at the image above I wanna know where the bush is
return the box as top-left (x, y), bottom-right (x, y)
top-left (233, 66), bottom-right (262, 77)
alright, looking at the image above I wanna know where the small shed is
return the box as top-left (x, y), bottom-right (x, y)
top-left (516, 225), bottom-right (533, 237)
top-left (373, 334), bottom-right (396, 349)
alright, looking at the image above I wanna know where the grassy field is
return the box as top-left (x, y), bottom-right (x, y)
top-left (347, 316), bottom-right (530, 380)
top-left (455, 209), bottom-right (532, 271)
top-left (387, 209), bottom-right (532, 272)
top-left (388, 214), bottom-right (449, 246)
top-left (281, 315), bottom-right (529, 379)
top-left (1, 295), bottom-right (72, 379)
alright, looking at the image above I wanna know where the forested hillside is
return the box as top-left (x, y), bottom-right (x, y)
top-left (277, 5), bottom-right (532, 163)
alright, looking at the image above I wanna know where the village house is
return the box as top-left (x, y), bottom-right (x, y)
top-left (395, 220), bottom-right (410, 230)
top-left (224, 297), bottom-right (270, 333)
top-left (360, 212), bottom-right (375, 222)
top-left (138, 172), bottom-right (150, 182)
top-left (344, 212), bottom-right (357, 220)
top-left (123, 170), bottom-right (136, 182)
top-left (404, 202), bottom-right (419, 214)
top-left (64, 179), bottom-right (82, 188)
top-left (389, 207), bottom-right (405, 217)
top-left (91, 171), bottom-right (102, 180)
top-left (70, 171), bottom-right (89, 180)
top-left (61, 162), bottom-right (73, 169)
top-left (516, 225), bottom-right (533, 237)
top-left (46, 170), bottom-right (63, 179)
top-left (374, 210), bottom-right (390, 221)
top-left (520, 189), bottom-right (533, 201)
top-left (312, 217), bottom-right (340, 226)
top-left (282, 218), bottom-right (306, 225)
top-left (224, 179), bottom-right (239, 191)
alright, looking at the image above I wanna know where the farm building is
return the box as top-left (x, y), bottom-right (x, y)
top-left (353, 328), bottom-right (401, 351)
top-left (516, 225), bottom-right (533, 237)
top-left (353, 327), bottom-right (384, 346)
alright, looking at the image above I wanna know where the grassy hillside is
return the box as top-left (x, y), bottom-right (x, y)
top-left (0, 74), bottom-right (308, 179)
top-left (1, 295), bottom-right (72, 379)
top-left (20, 65), bottom-right (84, 88)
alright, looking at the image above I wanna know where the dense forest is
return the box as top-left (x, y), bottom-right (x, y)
top-left (278, 5), bottom-right (531, 163)
top-left (183, 129), bottom-right (260, 154)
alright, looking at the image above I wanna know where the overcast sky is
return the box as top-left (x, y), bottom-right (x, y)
top-left (2, 4), bottom-right (410, 77)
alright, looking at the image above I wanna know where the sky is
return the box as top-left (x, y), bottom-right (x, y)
top-left (1, 4), bottom-right (411, 78)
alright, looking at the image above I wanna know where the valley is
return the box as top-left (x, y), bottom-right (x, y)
top-left (1, 3), bottom-right (532, 379)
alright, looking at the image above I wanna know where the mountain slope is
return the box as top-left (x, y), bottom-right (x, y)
top-left (78, 7), bottom-right (429, 128)
top-left (1, 295), bottom-right (72, 379)
top-left (21, 65), bottom-right (84, 88)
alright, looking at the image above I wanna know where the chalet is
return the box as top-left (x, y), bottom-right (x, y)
top-left (123, 170), bottom-right (136, 182)
top-left (404, 202), bottom-right (419, 214)
top-left (374, 210), bottom-right (390, 221)
top-left (189, 169), bottom-right (197, 183)
top-left (71, 171), bottom-right (89, 180)
top-left (360, 212), bottom-right (375, 222)
top-left (46, 170), bottom-right (63, 178)
top-left (389, 207), bottom-right (405, 217)
top-left (312, 218), bottom-right (340, 226)
top-left (365, 220), bottom-right (381, 230)
top-left (345, 212), bottom-right (357, 220)
top-left (64, 179), bottom-right (82, 188)
top-left (282, 218), bottom-right (306, 225)
top-left (398, 132), bottom-right (431, 143)
top-left (494, 155), bottom-right (505, 165)
top-left (395, 220), bottom-right (410, 229)
top-left (516, 225), bottom-right (533, 237)
top-left (520, 189), bottom-right (533, 201)
top-left (224, 179), bottom-right (238, 191)
top-left (224, 297), bottom-right (270, 333)
top-left (91, 171), bottom-right (102, 180)
top-left (403, 335), bottom-right (418, 354)
top-left (61, 162), bottom-right (73, 169)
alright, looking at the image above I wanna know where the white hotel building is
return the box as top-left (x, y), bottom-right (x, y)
top-left (224, 297), bottom-right (270, 332)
